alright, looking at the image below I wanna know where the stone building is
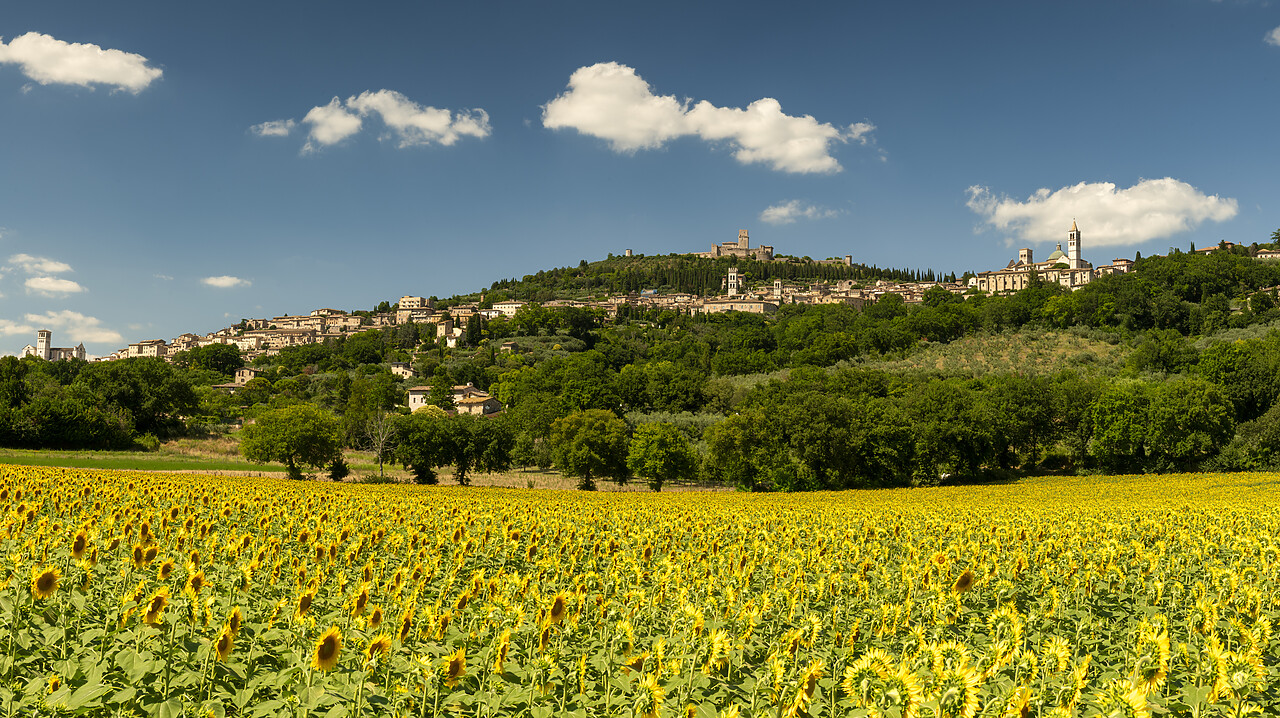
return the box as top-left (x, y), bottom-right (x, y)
top-left (696, 230), bottom-right (774, 261)
top-left (973, 221), bottom-right (1131, 293)
top-left (20, 330), bottom-right (86, 361)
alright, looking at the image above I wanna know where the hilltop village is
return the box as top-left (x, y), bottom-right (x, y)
top-left (24, 223), bottom-right (1152, 367)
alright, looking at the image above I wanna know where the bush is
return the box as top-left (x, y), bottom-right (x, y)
top-left (327, 456), bottom-right (351, 481)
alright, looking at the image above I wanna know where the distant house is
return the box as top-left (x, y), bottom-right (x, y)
top-left (499, 341), bottom-right (517, 353)
top-left (234, 367), bottom-right (263, 385)
top-left (456, 396), bottom-right (504, 416)
top-left (389, 362), bottom-right (415, 379)
top-left (1256, 249), bottom-right (1280, 260)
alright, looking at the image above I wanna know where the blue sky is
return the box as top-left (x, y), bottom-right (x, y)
top-left (1, 0), bottom-right (1278, 356)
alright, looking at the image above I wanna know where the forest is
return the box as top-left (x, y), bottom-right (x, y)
top-left (5, 237), bottom-right (1280, 490)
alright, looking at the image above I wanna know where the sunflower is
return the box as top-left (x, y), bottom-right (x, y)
top-left (397, 608), bottom-right (414, 643)
top-left (71, 529), bottom-right (88, 560)
top-left (293, 589), bottom-right (315, 619)
top-left (214, 624), bottom-right (234, 662)
top-left (364, 634), bottom-right (392, 664)
top-left (228, 606), bottom-right (244, 635)
top-left (548, 592), bottom-right (569, 625)
top-left (637, 672), bottom-right (664, 718)
top-left (493, 628), bottom-right (512, 674)
top-left (444, 646), bottom-right (466, 687)
top-left (952, 569), bottom-right (976, 594)
top-left (30, 565), bottom-right (60, 600)
top-left (185, 570), bottom-right (206, 594)
top-left (143, 587), bottom-right (170, 625)
top-left (352, 585), bottom-right (369, 616)
top-left (157, 560), bottom-right (175, 582)
top-left (933, 665), bottom-right (980, 718)
top-left (368, 605), bottom-right (383, 631)
top-left (312, 626), bottom-right (343, 671)
top-left (131, 544), bottom-right (147, 570)
top-left (787, 660), bottom-right (824, 718)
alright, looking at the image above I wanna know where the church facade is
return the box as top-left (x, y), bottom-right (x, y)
top-left (20, 330), bottom-right (86, 362)
top-left (973, 222), bottom-right (1131, 293)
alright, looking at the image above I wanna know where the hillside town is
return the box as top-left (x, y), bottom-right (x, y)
top-left (21, 222), bottom-right (1186, 369)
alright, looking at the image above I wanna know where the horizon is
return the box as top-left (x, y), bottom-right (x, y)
top-left (2, 0), bottom-right (1278, 355)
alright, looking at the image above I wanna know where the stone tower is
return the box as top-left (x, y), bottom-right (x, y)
top-left (36, 329), bottom-right (51, 360)
top-left (737, 229), bottom-right (749, 249)
top-left (727, 267), bottom-right (740, 296)
top-left (1068, 220), bottom-right (1082, 269)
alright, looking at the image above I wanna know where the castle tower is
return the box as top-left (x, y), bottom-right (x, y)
top-left (36, 330), bottom-right (51, 360)
top-left (1067, 220), bottom-right (1082, 269)
top-left (737, 229), bottom-right (749, 249)
top-left (727, 267), bottom-right (740, 296)
top-left (1018, 248), bottom-right (1034, 265)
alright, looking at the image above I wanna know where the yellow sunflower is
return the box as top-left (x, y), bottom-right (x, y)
top-left (143, 587), bottom-right (170, 625)
top-left (312, 626), bottom-right (342, 671)
top-left (30, 565), bottom-right (60, 600)
top-left (444, 646), bottom-right (466, 687)
top-left (214, 625), bottom-right (234, 662)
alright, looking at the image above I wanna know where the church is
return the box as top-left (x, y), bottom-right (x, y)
top-left (20, 330), bottom-right (86, 362)
top-left (973, 221), bottom-right (1130, 293)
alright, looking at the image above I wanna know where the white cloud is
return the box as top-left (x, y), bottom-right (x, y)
top-left (966, 178), bottom-right (1239, 248)
top-left (201, 275), bottom-right (251, 288)
top-left (541, 62), bottom-right (875, 174)
top-left (346, 90), bottom-right (490, 147)
top-left (250, 119), bottom-right (296, 137)
top-left (1267, 25), bottom-right (1280, 46)
top-left (0, 319), bottom-right (35, 337)
top-left (0, 32), bottom-right (162, 93)
top-left (8, 253), bottom-right (71, 274)
top-left (301, 97), bottom-right (363, 152)
top-left (153, 273), bottom-right (173, 280)
top-left (760, 200), bottom-right (840, 225)
top-left (25, 276), bottom-right (85, 296)
top-left (258, 91), bottom-right (491, 153)
top-left (24, 310), bottom-right (121, 344)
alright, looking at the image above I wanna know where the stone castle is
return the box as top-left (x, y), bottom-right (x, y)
top-left (696, 230), bottom-right (774, 261)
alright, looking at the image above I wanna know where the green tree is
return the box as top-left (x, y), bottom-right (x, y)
top-left (626, 422), bottom-right (696, 491)
top-left (171, 343), bottom-right (244, 376)
top-left (428, 366), bottom-right (455, 410)
top-left (549, 409), bottom-right (630, 490)
top-left (1144, 377), bottom-right (1234, 468)
top-left (393, 407), bottom-right (450, 483)
top-left (73, 358), bottom-right (198, 438)
top-left (1088, 381), bottom-right (1151, 471)
top-left (239, 404), bottom-right (342, 479)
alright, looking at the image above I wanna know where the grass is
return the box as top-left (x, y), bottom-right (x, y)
top-left (0, 447), bottom-right (286, 474)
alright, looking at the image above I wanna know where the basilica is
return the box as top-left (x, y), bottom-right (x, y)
top-left (972, 222), bottom-right (1132, 293)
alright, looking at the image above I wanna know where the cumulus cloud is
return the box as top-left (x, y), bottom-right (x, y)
top-left (0, 32), bottom-right (162, 93)
top-left (250, 119), bottom-right (296, 137)
top-left (966, 178), bottom-right (1238, 248)
top-left (25, 276), bottom-right (85, 296)
top-left (1267, 25), bottom-right (1280, 46)
top-left (760, 200), bottom-right (841, 225)
top-left (0, 319), bottom-right (35, 337)
top-left (201, 275), bottom-right (251, 288)
top-left (255, 91), bottom-right (491, 153)
top-left (8, 253), bottom-right (71, 274)
top-left (541, 62), bottom-right (875, 174)
top-left (24, 310), bottom-right (121, 344)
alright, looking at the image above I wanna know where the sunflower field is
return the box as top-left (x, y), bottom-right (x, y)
top-left (0, 465), bottom-right (1277, 717)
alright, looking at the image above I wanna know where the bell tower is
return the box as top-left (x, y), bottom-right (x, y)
top-left (36, 329), bottom-right (51, 360)
top-left (1067, 220), bottom-right (1082, 269)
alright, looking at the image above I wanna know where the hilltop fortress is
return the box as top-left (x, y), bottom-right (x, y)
top-left (694, 230), bottom-right (774, 261)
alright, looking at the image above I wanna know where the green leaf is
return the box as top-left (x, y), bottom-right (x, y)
top-left (157, 697), bottom-right (184, 718)
top-left (62, 682), bottom-right (112, 711)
